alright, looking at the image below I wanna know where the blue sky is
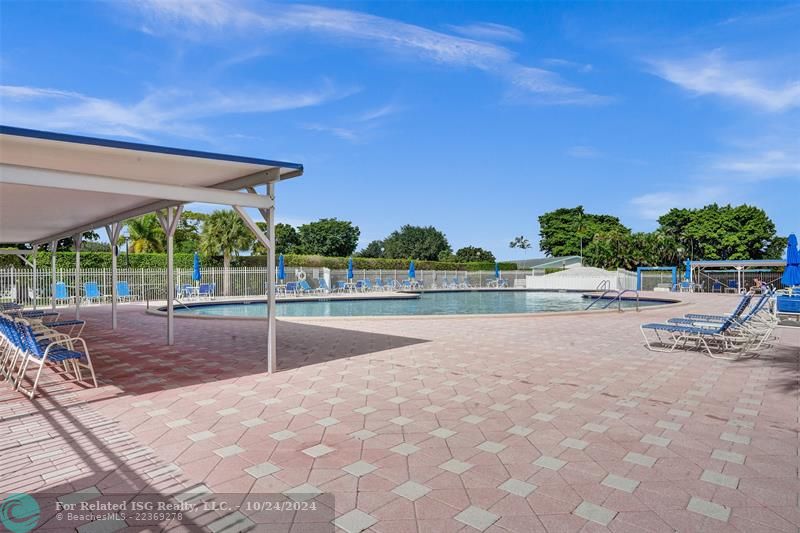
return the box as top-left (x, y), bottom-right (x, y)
top-left (1, 1), bottom-right (798, 259)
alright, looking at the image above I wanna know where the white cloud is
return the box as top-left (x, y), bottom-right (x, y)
top-left (630, 186), bottom-right (733, 220)
top-left (302, 102), bottom-right (400, 142)
top-left (648, 50), bottom-right (800, 112)
top-left (0, 81), bottom-right (357, 140)
top-left (714, 148), bottom-right (800, 180)
top-left (132, 0), bottom-right (604, 105)
top-left (505, 66), bottom-right (608, 105)
top-left (445, 22), bottom-right (524, 43)
top-left (566, 145), bottom-right (601, 158)
top-left (542, 58), bottom-right (593, 73)
top-left (356, 103), bottom-right (400, 122)
top-left (302, 123), bottom-right (359, 141)
top-left (137, 0), bottom-right (512, 68)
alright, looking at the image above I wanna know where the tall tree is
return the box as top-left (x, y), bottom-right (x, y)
top-left (509, 236), bottom-right (531, 250)
top-left (382, 225), bottom-right (451, 260)
top-left (538, 206), bottom-right (629, 257)
top-left (455, 246), bottom-right (495, 262)
top-left (357, 240), bottom-right (385, 258)
top-left (126, 214), bottom-right (165, 253)
top-left (252, 222), bottom-right (301, 255)
top-left (657, 204), bottom-right (780, 260)
top-left (174, 210), bottom-right (207, 253)
top-left (200, 210), bottom-right (254, 295)
top-left (296, 218), bottom-right (360, 257)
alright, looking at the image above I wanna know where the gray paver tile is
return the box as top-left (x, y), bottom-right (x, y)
top-left (700, 469), bottom-right (739, 489)
top-left (534, 456), bottom-right (566, 471)
top-left (392, 481), bottom-right (431, 501)
top-left (601, 474), bottom-right (639, 493)
top-left (343, 460), bottom-right (377, 477)
top-left (624, 452), bottom-right (656, 467)
top-left (439, 458), bottom-right (474, 474)
top-left (498, 478), bottom-right (537, 497)
top-left (573, 501), bottom-right (617, 526)
top-left (454, 506), bottom-right (499, 531)
top-left (711, 449), bottom-right (745, 464)
top-left (687, 496), bottom-right (731, 522)
top-left (334, 509), bottom-right (378, 533)
top-left (244, 462), bottom-right (281, 479)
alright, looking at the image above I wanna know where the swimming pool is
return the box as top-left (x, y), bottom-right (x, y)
top-left (171, 291), bottom-right (668, 318)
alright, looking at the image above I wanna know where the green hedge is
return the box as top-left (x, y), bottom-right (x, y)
top-left (237, 254), bottom-right (518, 271)
top-left (0, 252), bottom-right (222, 269)
top-left (0, 252), bottom-right (517, 271)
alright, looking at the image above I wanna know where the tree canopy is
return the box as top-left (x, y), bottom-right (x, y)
top-left (538, 206), bottom-right (628, 257)
top-left (296, 218), bottom-right (360, 257)
top-left (658, 204), bottom-right (781, 261)
top-left (382, 225), bottom-right (452, 260)
top-left (253, 222), bottom-right (301, 255)
top-left (455, 246), bottom-right (495, 263)
top-left (357, 240), bottom-right (385, 258)
top-left (534, 203), bottom-right (784, 270)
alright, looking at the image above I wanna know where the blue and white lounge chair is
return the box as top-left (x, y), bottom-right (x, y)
top-left (117, 281), bottom-right (138, 302)
top-left (316, 278), bottom-right (331, 294)
top-left (54, 282), bottom-right (73, 304)
top-left (641, 294), bottom-right (755, 359)
top-left (198, 283), bottom-right (214, 300)
top-left (9, 318), bottom-right (97, 398)
top-left (284, 282), bottom-right (299, 296)
top-left (82, 282), bottom-right (109, 304)
top-left (298, 280), bottom-right (321, 294)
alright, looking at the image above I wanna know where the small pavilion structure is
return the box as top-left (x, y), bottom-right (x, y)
top-left (0, 125), bottom-right (303, 373)
top-left (686, 259), bottom-right (787, 292)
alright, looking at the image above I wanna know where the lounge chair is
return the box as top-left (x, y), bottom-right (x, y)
top-left (317, 278), bottom-right (331, 294)
top-left (5, 318), bottom-right (97, 398)
top-left (117, 281), bottom-right (138, 302)
top-left (640, 294), bottom-right (758, 359)
top-left (284, 281), bottom-right (299, 296)
top-left (198, 283), bottom-right (215, 300)
top-left (362, 279), bottom-right (374, 292)
top-left (54, 282), bottom-right (74, 304)
top-left (298, 280), bottom-right (321, 294)
top-left (726, 280), bottom-right (738, 293)
top-left (374, 278), bottom-right (385, 291)
top-left (711, 281), bottom-right (723, 293)
top-left (82, 282), bottom-right (109, 304)
top-left (383, 279), bottom-right (398, 291)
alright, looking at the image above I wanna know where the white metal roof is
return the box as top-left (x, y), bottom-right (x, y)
top-left (0, 126), bottom-right (303, 245)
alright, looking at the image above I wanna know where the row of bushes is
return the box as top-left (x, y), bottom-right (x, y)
top-left (0, 252), bottom-right (519, 271)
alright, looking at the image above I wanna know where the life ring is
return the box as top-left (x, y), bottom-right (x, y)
top-left (296, 270), bottom-right (307, 281)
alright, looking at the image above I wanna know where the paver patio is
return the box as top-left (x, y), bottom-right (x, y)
top-left (1, 292), bottom-right (798, 532)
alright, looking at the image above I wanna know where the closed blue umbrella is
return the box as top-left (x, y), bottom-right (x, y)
top-left (781, 234), bottom-right (800, 287)
top-left (347, 257), bottom-right (354, 280)
top-left (684, 259), bottom-right (691, 281)
top-left (192, 252), bottom-right (201, 282)
top-left (277, 254), bottom-right (285, 281)
top-left (408, 260), bottom-right (416, 279)
top-left (495, 262), bottom-right (500, 279)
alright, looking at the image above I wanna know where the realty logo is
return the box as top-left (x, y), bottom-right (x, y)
top-left (0, 493), bottom-right (40, 533)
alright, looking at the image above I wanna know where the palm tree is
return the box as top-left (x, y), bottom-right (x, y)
top-left (126, 215), bottom-right (165, 253)
top-left (200, 210), bottom-right (254, 295)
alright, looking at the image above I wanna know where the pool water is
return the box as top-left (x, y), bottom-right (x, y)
top-left (173, 291), bottom-right (662, 318)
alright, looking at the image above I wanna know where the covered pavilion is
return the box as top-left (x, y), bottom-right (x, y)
top-left (0, 125), bottom-right (303, 373)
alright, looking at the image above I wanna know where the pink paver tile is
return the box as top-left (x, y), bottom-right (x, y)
top-left (0, 295), bottom-right (795, 533)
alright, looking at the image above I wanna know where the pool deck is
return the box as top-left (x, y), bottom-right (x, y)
top-left (1, 292), bottom-right (798, 532)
